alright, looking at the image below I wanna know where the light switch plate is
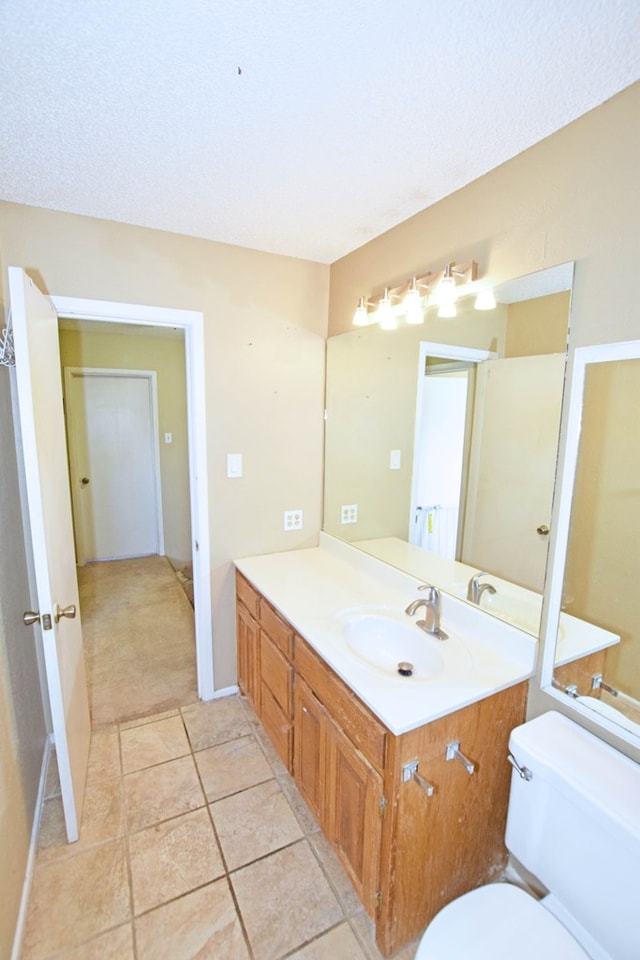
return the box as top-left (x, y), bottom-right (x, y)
top-left (227, 453), bottom-right (243, 478)
top-left (390, 449), bottom-right (401, 469)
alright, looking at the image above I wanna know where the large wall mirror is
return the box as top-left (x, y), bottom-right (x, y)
top-left (541, 340), bottom-right (640, 747)
top-left (324, 262), bottom-right (574, 641)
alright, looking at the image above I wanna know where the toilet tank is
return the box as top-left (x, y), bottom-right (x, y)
top-left (505, 711), bottom-right (639, 960)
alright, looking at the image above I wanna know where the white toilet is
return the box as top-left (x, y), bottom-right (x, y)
top-left (415, 710), bottom-right (639, 960)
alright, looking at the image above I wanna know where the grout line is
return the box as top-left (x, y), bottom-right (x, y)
top-left (117, 720), bottom-right (139, 960)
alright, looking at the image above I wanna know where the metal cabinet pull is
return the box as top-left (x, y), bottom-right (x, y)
top-left (445, 740), bottom-right (475, 775)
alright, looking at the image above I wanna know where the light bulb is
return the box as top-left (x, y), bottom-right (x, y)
top-left (475, 288), bottom-right (496, 310)
top-left (437, 300), bottom-right (457, 318)
top-left (352, 297), bottom-right (369, 326)
top-left (402, 280), bottom-right (424, 325)
top-left (377, 290), bottom-right (397, 330)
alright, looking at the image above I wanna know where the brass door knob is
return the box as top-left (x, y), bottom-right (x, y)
top-left (536, 524), bottom-right (550, 536)
top-left (81, 477), bottom-right (90, 486)
top-left (23, 610), bottom-right (40, 626)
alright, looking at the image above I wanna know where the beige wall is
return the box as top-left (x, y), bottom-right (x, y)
top-left (0, 203), bottom-right (330, 693)
top-left (59, 327), bottom-right (191, 564)
top-left (505, 291), bottom-right (570, 357)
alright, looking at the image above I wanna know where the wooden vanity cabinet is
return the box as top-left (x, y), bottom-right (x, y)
top-left (236, 574), bottom-right (527, 956)
top-left (236, 572), bottom-right (294, 770)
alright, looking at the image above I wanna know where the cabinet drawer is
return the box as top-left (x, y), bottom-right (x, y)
top-left (295, 636), bottom-right (386, 773)
top-left (260, 600), bottom-right (294, 659)
top-left (260, 632), bottom-right (293, 716)
top-left (236, 571), bottom-right (261, 620)
top-left (261, 682), bottom-right (293, 771)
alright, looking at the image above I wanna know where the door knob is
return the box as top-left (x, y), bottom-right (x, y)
top-left (536, 524), bottom-right (550, 536)
top-left (23, 610), bottom-right (41, 626)
top-left (81, 477), bottom-right (90, 486)
top-left (54, 603), bottom-right (77, 623)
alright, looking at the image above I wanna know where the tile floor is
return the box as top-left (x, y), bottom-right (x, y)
top-left (21, 695), bottom-right (419, 960)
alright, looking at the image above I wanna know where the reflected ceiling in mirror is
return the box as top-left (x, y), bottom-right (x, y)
top-left (323, 262), bottom-right (574, 638)
top-left (541, 339), bottom-right (640, 747)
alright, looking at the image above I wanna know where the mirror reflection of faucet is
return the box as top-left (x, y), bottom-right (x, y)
top-left (467, 571), bottom-right (497, 605)
top-left (405, 584), bottom-right (448, 640)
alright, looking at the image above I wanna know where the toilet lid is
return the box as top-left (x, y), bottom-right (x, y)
top-left (415, 883), bottom-right (590, 960)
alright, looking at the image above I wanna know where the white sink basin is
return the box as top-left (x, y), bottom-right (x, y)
top-left (343, 613), bottom-right (445, 680)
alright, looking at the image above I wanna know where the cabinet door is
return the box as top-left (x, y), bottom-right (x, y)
top-left (237, 602), bottom-right (260, 713)
top-left (326, 718), bottom-right (384, 918)
top-left (293, 677), bottom-right (329, 827)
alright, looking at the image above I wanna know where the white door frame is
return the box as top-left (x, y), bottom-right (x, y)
top-left (65, 367), bottom-right (165, 564)
top-left (52, 295), bottom-right (214, 700)
top-left (409, 342), bottom-right (497, 551)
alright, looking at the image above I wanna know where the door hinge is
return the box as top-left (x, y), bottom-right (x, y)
top-left (378, 796), bottom-right (387, 818)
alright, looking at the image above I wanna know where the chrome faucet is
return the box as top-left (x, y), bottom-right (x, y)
top-left (466, 571), bottom-right (497, 605)
top-left (405, 584), bottom-right (448, 640)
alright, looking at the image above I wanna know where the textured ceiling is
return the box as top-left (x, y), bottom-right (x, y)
top-left (1, 1), bottom-right (639, 263)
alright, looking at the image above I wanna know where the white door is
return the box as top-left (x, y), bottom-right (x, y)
top-left (462, 353), bottom-right (565, 592)
top-left (10, 267), bottom-right (90, 842)
top-left (65, 369), bottom-right (163, 562)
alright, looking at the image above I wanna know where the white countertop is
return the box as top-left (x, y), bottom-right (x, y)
top-left (351, 536), bottom-right (620, 663)
top-left (235, 534), bottom-right (536, 735)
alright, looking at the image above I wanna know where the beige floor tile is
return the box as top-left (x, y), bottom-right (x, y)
top-left (54, 922), bottom-right (135, 959)
top-left (182, 695), bottom-right (252, 751)
top-left (211, 778), bottom-right (303, 870)
top-left (119, 707), bottom-right (180, 730)
top-left (135, 879), bottom-right (250, 960)
top-left (307, 830), bottom-right (363, 917)
top-left (289, 922), bottom-right (369, 959)
top-left (22, 839), bottom-right (130, 959)
top-left (86, 726), bottom-right (121, 783)
top-left (232, 839), bottom-right (343, 960)
top-left (124, 755), bottom-right (204, 832)
top-left (195, 734), bottom-right (273, 802)
top-left (129, 807), bottom-right (225, 915)
top-left (37, 778), bottom-right (124, 862)
top-left (120, 714), bottom-right (190, 773)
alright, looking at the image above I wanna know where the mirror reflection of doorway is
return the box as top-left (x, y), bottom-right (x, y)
top-left (59, 321), bottom-right (198, 726)
top-left (410, 360), bottom-right (474, 558)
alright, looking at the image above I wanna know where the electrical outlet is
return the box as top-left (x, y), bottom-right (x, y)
top-left (341, 504), bottom-right (358, 524)
top-left (284, 509), bottom-right (303, 531)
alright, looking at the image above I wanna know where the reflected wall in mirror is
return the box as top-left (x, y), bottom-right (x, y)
top-left (542, 340), bottom-right (640, 744)
top-left (324, 263), bottom-right (573, 637)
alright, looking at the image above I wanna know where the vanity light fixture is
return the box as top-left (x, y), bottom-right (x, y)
top-left (436, 263), bottom-right (458, 318)
top-left (474, 287), bottom-right (497, 310)
top-left (376, 288), bottom-right (397, 330)
top-left (403, 278), bottom-right (425, 325)
top-left (352, 296), bottom-right (371, 326)
top-left (352, 260), bottom-right (483, 328)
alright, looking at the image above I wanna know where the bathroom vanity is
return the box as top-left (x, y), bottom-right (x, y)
top-left (235, 536), bottom-right (534, 955)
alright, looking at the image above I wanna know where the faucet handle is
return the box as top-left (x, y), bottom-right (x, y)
top-left (417, 582), bottom-right (438, 599)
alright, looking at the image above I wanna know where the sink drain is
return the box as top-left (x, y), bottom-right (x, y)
top-left (397, 661), bottom-right (414, 677)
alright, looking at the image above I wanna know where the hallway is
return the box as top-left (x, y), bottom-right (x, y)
top-left (79, 555), bottom-right (198, 727)
top-left (20, 696), bottom-right (418, 959)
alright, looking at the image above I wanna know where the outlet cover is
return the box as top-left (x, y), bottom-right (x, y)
top-left (341, 504), bottom-right (358, 524)
top-left (284, 509), bottom-right (303, 531)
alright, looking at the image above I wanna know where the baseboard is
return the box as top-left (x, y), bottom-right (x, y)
top-left (210, 684), bottom-right (239, 700)
top-left (11, 733), bottom-right (54, 960)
